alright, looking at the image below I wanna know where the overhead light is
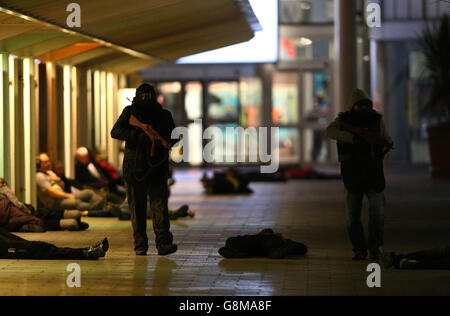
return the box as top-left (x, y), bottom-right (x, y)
top-left (300, 1), bottom-right (312, 10)
top-left (292, 37), bottom-right (313, 47)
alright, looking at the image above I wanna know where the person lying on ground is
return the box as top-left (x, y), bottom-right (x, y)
top-left (201, 168), bottom-right (253, 194)
top-left (383, 246), bottom-right (450, 270)
top-left (283, 165), bottom-right (341, 180)
top-left (218, 228), bottom-right (308, 259)
top-left (0, 227), bottom-right (108, 260)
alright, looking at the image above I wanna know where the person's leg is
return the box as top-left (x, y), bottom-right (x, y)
top-left (127, 181), bottom-right (149, 254)
top-left (63, 210), bottom-right (82, 220)
top-left (366, 190), bottom-right (385, 258)
top-left (0, 239), bottom-right (107, 260)
top-left (57, 198), bottom-right (91, 211)
top-left (148, 181), bottom-right (175, 255)
top-left (401, 246), bottom-right (450, 262)
top-left (346, 189), bottom-right (367, 259)
top-left (74, 189), bottom-right (104, 210)
top-left (59, 219), bottom-right (80, 231)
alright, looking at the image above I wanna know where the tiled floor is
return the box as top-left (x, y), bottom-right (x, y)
top-left (1, 166), bottom-right (449, 296)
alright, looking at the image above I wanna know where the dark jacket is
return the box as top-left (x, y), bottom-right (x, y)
top-left (326, 90), bottom-right (392, 193)
top-left (0, 198), bottom-right (44, 232)
top-left (75, 161), bottom-right (109, 189)
top-left (111, 101), bottom-right (176, 184)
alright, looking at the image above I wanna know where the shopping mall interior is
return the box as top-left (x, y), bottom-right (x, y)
top-left (0, 0), bottom-right (449, 296)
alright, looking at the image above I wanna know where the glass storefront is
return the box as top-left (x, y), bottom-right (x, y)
top-left (279, 0), bottom-right (334, 24)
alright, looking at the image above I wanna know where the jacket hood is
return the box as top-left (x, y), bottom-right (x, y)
top-left (348, 89), bottom-right (372, 111)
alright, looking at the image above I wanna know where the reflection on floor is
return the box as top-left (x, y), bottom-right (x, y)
top-left (1, 167), bottom-right (449, 296)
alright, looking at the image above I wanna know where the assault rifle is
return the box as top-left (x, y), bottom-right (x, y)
top-left (129, 114), bottom-right (172, 157)
top-left (339, 120), bottom-right (394, 159)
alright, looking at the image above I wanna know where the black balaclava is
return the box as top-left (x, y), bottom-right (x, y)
top-left (131, 83), bottom-right (162, 125)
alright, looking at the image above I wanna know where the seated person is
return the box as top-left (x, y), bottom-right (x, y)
top-left (0, 197), bottom-right (45, 232)
top-left (0, 227), bottom-right (108, 260)
top-left (1, 177), bottom-right (88, 231)
top-left (218, 229), bottom-right (308, 259)
top-left (383, 246), bottom-right (450, 270)
top-left (201, 168), bottom-right (253, 194)
top-left (53, 160), bottom-right (122, 218)
top-left (53, 161), bottom-right (84, 194)
top-left (93, 147), bottom-right (126, 192)
top-left (75, 147), bottom-right (124, 203)
top-left (36, 153), bottom-right (104, 212)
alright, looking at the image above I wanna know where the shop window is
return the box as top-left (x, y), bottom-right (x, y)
top-left (240, 78), bottom-right (262, 127)
top-left (278, 128), bottom-right (300, 163)
top-left (157, 82), bottom-right (181, 116)
top-left (279, 0), bottom-right (334, 24)
top-left (207, 82), bottom-right (239, 121)
top-left (280, 37), bottom-right (331, 61)
top-left (185, 81), bottom-right (202, 120)
top-left (272, 72), bottom-right (299, 125)
top-left (302, 128), bottom-right (330, 163)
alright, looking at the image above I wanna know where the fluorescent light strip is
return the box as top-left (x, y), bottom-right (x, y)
top-left (23, 58), bottom-right (31, 203)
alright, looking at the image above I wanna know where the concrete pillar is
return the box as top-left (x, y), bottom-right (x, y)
top-left (0, 53), bottom-right (9, 181)
top-left (334, 0), bottom-right (357, 112)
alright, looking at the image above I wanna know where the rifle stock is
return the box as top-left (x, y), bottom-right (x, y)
top-left (129, 114), bottom-right (172, 157)
top-left (339, 120), bottom-right (394, 159)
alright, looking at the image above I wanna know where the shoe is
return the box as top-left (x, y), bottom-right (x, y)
top-left (84, 239), bottom-right (108, 260)
top-left (135, 250), bottom-right (147, 256)
top-left (106, 203), bottom-right (121, 217)
top-left (382, 251), bottom-right (395, 269)
top-left (352, 252), bottom-right (367, 261)
top-left (369, 248), bottom-right (383, 261)
top-left (78, 222), bottom-right (89, 230)
top-left (92, 238), bottom-right (109, 253)
top-left (157, 244), bottom-right (177, 256)
top-left (218, 247), bottom-right (246, 258)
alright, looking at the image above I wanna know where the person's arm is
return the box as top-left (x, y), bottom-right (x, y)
top-left (111, 106), bottom-right (144, 142)
top-left (325, 117), bottom-right (355, 144)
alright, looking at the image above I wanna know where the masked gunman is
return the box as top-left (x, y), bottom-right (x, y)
top-left (326, 89), bottom-right (394, 261)
top-left (111, 83), bottom-right (177, 256)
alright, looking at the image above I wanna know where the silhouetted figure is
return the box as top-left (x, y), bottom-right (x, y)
top-left (326, 89), bottom-right (394, 261)
top-left (111, 83), bottom-right (178, 256)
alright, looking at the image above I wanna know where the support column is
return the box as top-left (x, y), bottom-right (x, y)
top-left (0, 53), bottom-right (8, 181)
top-left (334, 0), bottom-right (357, 112)
top-left (46, 62), bottom-right (58, 161)
top-left (22, 58), bottom-right (37, 205)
